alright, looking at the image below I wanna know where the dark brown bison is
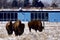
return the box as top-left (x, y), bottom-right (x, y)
top-left (6, 21), bottom-right (13, 35)
top-left (13, 20), bottom-right (25, 36)
top-left (28, 20), bottom-right (44, 32)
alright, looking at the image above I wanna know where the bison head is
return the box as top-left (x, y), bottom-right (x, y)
top-left (38, 26), bottom-right (44, 32)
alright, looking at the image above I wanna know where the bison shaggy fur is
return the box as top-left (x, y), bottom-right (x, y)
top-left (6, 21), bottom-right (13, 35)
top-left (13, 20), bottom-right (25, 36)
top-left (28, 20), bottom-right (44, 32)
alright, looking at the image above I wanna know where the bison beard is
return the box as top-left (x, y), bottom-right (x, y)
top-left (6, 21), bottom-right (13, 35)
top-left (28, 20), bottom-right (44, 32)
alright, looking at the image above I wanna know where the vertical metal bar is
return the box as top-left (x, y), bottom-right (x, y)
top-left (44, 12), bottom-right (46, 20)
top-left (37, 12), bottom-right (38, 20)
top-left (6, 13), bottom-right (7, 20)
top-left (14, 12), bottom-right (15, 21)
top-left (34, 12), bottom-right (35, 20)
top-left (3, 12), bottom-right (4, 21)
top-left (10, 12), bottom-right (11, 20)
top-left (43, 12), bottom-right (45, 27)
top-left (6, 12), bottom-right (7, 21)
top-left (41, 12), bottom-right (42, 21)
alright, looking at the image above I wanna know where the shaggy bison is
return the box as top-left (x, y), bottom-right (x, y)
top-left (6, 21), bottom-right (13, 35)
top-left (28, 20), bottom-right (44, 32)
top-left (13, 20), bottom-right (25, 36)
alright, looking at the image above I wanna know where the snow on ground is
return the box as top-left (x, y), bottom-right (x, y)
top-left (0, 21), bottom-right (60, 40)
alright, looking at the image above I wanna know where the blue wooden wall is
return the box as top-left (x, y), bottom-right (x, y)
top-left (49, 12), bottom-right (60, 22)
top-left (18, 12), bottom-right (31, 21)
top-left (18, 12), bottom-right (60, 22)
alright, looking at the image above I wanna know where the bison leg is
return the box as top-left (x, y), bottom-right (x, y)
top-left (14, 30), bottom-right (19, 36)
top-left (29, 27), bottom-right (31, 32)
top-left (15, 32), bottom-right (18, 36)
top-left (35, 29), bottom-right (37, 32)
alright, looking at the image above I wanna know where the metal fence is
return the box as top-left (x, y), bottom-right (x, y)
top-left (0, 12), bottom-right (17, 21)
top-left (31, 12), bottom-right (48, 21)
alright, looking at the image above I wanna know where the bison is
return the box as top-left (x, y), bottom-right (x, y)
top-left (28, 20), bottom-right (44, 32)
top-left (13, 20), bottom-right (25, 36)
top-left (6, 21), bottom-right (13, 35)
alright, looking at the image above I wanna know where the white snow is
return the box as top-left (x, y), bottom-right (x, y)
top-left (0, 21), bottom-right (60, 40)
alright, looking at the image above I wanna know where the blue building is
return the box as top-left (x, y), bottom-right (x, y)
top-left (18, 12), bottom-right (60, 22)
top-left (0, 11), bottom-right (60, 22)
